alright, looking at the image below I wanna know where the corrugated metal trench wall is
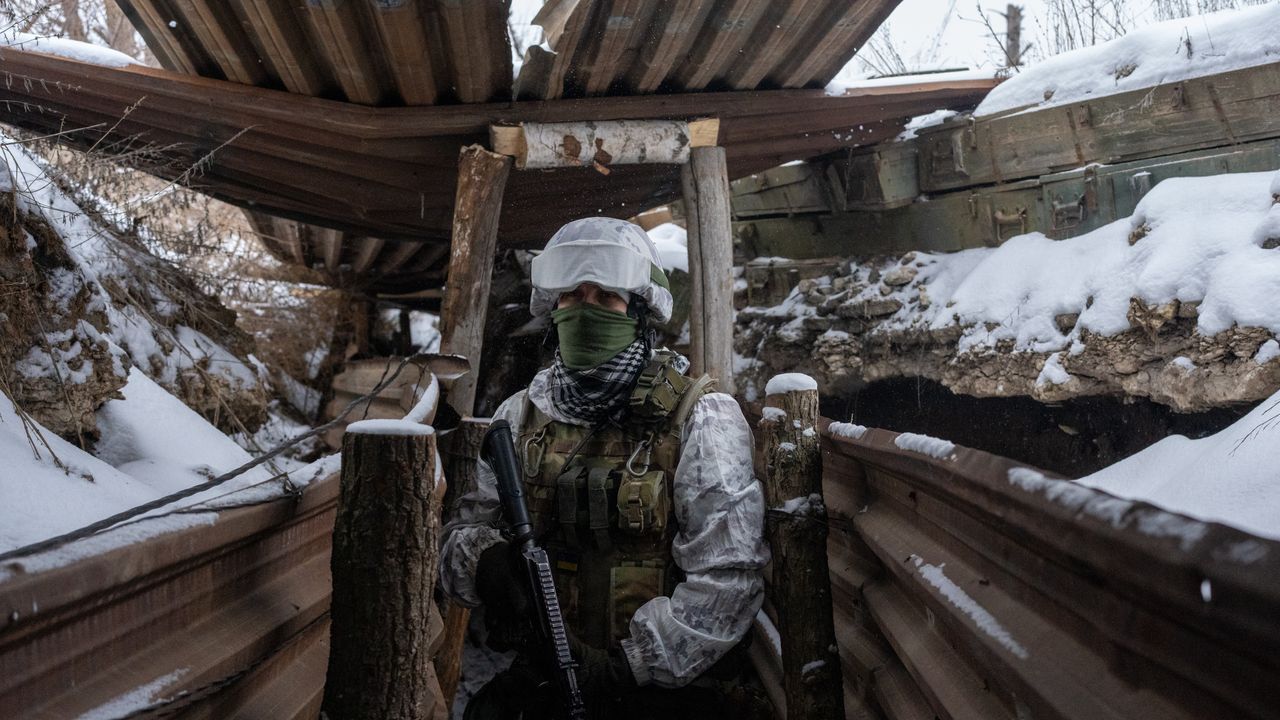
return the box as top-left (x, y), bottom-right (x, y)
top-left (2, 414), bottom-right (1279, 719)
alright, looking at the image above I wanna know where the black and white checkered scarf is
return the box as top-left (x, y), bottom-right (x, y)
top-left (545, 337), bottom-right (650, 424)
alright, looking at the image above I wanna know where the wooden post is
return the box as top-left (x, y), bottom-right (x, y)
top-left (440, 144), bottom-right (512, 417)
top-left (433, 419), bottom-right (489, 714)
top-left (681, 146), bottom-right (735, 393)
top-left (324, 420), bottom-right (442, 720)
top-left (759, 375), bottom-right (843, 720)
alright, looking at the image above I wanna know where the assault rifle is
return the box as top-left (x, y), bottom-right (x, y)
top-left (480, 420), bottom-right (588, 720)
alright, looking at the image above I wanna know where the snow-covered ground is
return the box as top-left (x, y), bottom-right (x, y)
top-left (0, 136), bottom-right (316, 554)
top-left (832, 168), bottom-right (1280, 369)
top-left (1078, 388), bottom-right (1280, 540)
top-left (975, 3), bottom-right (1280, 116)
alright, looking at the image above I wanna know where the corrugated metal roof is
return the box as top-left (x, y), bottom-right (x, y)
top-left (0, 1), bottom-right (1008, 291)
top-left (117, 0), bottom-right (901, 106)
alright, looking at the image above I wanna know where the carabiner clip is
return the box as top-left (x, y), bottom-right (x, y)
top-left (625, 435), bottom-right (654, 477)
top-left (522, 427), bottom-right (547, 478)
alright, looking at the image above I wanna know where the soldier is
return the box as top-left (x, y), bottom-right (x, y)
top-left (440, 217), bottom-right (770, 720)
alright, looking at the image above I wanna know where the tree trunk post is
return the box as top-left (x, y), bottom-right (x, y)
top-left (440, 144), bottom-right (512, 418)
top-left (433, 419), bottom-right (488, 714)
top-left (682, 146), bottom-right (735, 393)
top-left (759, 374), bottom-right (843, 720)
top-left (324, 420), bottom-right (442, 720)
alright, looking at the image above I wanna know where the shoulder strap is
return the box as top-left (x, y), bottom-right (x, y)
top-left (628, 350), bottom-right (716, 436)
top-left (672, 373), bottom-right (715, 431)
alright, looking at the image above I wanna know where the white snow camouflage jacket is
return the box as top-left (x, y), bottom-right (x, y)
top-left (439, 367), bottom-right (770, 688)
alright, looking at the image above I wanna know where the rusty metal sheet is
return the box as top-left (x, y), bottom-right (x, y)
top-left (0, 47), bottom-right (996, 269)
top-left (743, 403), bottom-right (1280, 720)
top-left (0, 473), bottom-right (341, 719)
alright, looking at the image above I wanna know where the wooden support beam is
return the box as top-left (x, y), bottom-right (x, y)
top-left (492, 118), bottom-right (719, 170)
top-left (353, 236), bottom-right (386, 275)
top-left (681, 146), bottom-right (735, 393)
top-left (440, 145), bottom-right (512, 417)
top-left (323, 421), bottom-right (442, 720)
top-left (759, 378), bottom-right (844, 720)
top-left (434, 419), bottom-right (489, 717)
top-left (319, 227), bottom-right (344, 272)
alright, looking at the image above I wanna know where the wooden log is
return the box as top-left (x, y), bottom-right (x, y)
top-left (683, 146), bottom-right (736, 393)
top-left (433, 419), bottom-right (489, 715)
top-left (491, 118), bottom-right (719, 170)
top-left (439, 145), bottom-right (512, 417)
top-left (323, 421), bottom-right (441, 720)
top-left (760, 378), bottom-right (844, 720)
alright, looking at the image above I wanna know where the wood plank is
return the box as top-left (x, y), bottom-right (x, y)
top-left (378, 241), bottom-right (424, 277)
top-left (227, 0), bottom-right (329, 96)
top-left (725, 0), bottom-right (830, 90)
top-left (625, 0), bottom-right (715, 93)
top-left (580, 0), bottom-right (659, 96)
top-left (674, 0), bottom-right (765, 90)
top-left (171, 0), bottom-right (268, 85)
top-left (318, 227), bottom-right (344, 272)
top-left (522, 0), bottom-right (593, 100)
top-left (435, 0), bottom-right (511, 103)
top-left (916, 63), bottom-right (1280, 192)
top-left (368, 0), bottom-right (438, 105)
top-left (778, 0), bottom-right (902, 87)
top-left (352, 236), bottom-right (386, 275)
top-left (439, 146), bottom-right (511, 416)
top-left (300, 0), bottom-right (384, 105)
top-left (685, 146), bottom-right (735, 392)
top-left (114, 0), bottom-right (199, 74)
top-left (862, 577), bottom-right (1013, 720)
top-left (857, 504), bottom-right (1194, 720)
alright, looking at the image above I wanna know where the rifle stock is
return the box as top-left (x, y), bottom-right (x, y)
top-left (481, 420), bottom-right (588, 720)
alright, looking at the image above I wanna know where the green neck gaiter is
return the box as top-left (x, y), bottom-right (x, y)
top-left (551, 304), bottom-right (639, 370)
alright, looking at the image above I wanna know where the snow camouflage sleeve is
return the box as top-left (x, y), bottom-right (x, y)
top-left (438, 384), bottom-right (770, 689)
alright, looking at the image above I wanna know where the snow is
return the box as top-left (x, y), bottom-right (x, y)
top-left (1036, 352), bottom-right (1071, 387)
top-left (975, 4), bottom-right (1280, 116)
top-left (1201, 579), bottom-right (1213, 603)
top-left (1077, 387), bottom-right (1280, 541)
top-left (95, 369), bottom-right (259, 495)
top-left (345, 419), bottom-right (435, 436)
top-left (896, 109), bottom-right (959, 141)
top-left (76, 669), bottom-right (187, 720)
top-left (761, 406), bottom-right (787, 422)
top-left (0, 390), bottom-right (158, 552)
top-left (1, 30), bottom-right (138, 68)
top-left (1256, 339), bottom-right (1280, 364)
top-left (828, 422), bottom-right (868, 440)
top-left (800, 169), bottom-right (1280, 356)
top-left (801, 659), bottom-right (827, 675)
top-left (765, 373), bottom-right (818, 395)
top-left (776, 493), bottom-right (824, 517)
top-left (894, 432), bottom-right (956, 460)
top-left (827, 68), bottom-right (998, 97)
top-left (647, 222), bottom-right (689, 273)
top-left (911, 555), bottom-right (1029, 660)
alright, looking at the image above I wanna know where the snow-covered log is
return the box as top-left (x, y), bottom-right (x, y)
top-left (325, 421), bottom-right (444, 720)
top-left (759, 378), bottom-right (843, 720)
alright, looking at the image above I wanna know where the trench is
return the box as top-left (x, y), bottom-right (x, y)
top-left (820, 377), bottom-right (1250, 478)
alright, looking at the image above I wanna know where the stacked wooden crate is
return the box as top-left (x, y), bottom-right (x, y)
top-left (732, 62), bottom-right (1280, 262)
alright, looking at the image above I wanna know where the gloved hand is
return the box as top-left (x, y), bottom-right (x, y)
top-left (568, 631), bottom-right (638, 705)
top-left (475, 541), bottom-right (535, 651)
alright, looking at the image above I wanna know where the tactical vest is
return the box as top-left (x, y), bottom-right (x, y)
top-left (518, 351), bottom-right (714, 650)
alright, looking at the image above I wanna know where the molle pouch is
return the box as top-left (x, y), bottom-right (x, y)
top-left (616, 470), bottom-right (668, 536)
top-left (608, 563), bottom-right (664, 645)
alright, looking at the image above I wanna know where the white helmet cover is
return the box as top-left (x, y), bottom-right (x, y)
top-left (530, 217), bottom-right (673, 323)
